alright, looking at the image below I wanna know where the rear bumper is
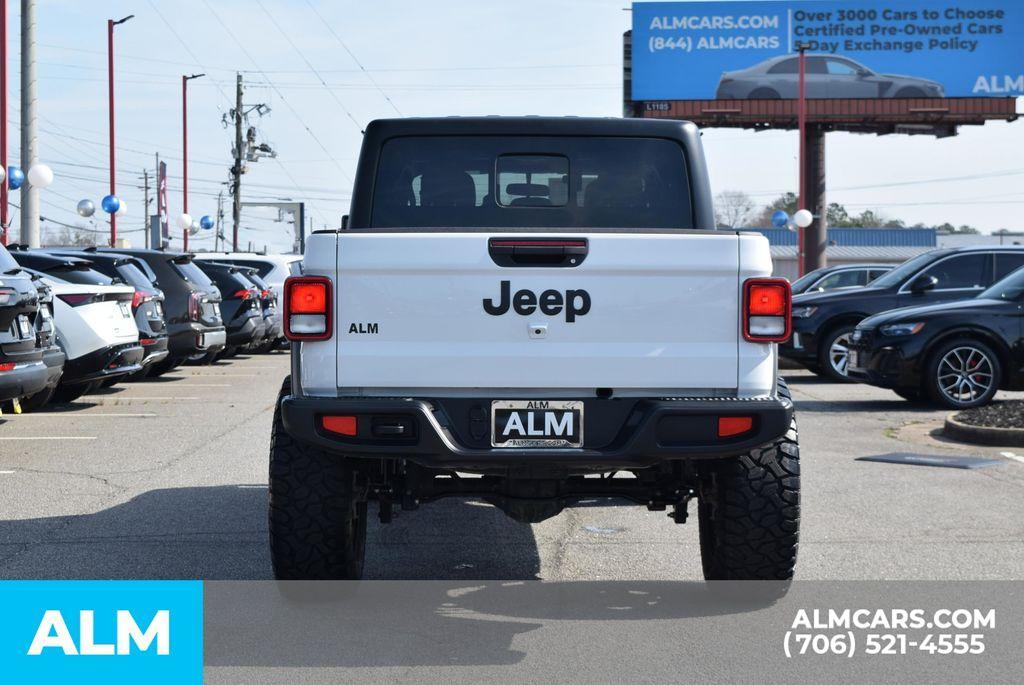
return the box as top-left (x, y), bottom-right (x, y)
top-left (227, 315), bottom-right (263, 346)
top-left (281, 394), bottom-right (794, 469)
top-left (0, 360), bottom-right (49, 401)
top-left (168, 323), bottom-right (227, 356)
top-left (139, 335), bottom-right (170, 367)
top-left (63, 343), bottom-right (145, 385)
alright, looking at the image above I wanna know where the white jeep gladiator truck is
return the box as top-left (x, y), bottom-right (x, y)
top-left (271, 117), bottom-right (799, 580)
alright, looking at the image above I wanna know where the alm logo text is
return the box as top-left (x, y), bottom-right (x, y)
top-left (27, 609), bottom-right (171, 656)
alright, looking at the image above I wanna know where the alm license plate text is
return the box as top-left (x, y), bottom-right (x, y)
top-left (491, 400), bottom-right (583, 448)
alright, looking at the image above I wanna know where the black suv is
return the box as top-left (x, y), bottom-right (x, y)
top-left (783, 246), bottom-right (1024, 380)
top-left (105, 249), bottom-right (225, 374)
top-left (848, 266), bottom-right (1024, 408)
top-left (193, 261), bottom-right (265, 359)
top-left (49, 249), bottom-right (170, 376)
top-left (0, 243), bottom-right (50, 405)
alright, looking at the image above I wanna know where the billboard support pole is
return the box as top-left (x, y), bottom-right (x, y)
top-left (797, 44), bottom-right (808, 276)
top-left (805, 125), bottom-right (827, 273)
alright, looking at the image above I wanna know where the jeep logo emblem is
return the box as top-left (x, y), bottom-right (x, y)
top-left (483, 280), bottom-right (591, 323)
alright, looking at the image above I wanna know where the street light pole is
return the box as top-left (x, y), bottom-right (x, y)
top-left (797, 44), bottom-right (808, 276)
top-left (182, 73), bottom-right (204, 252)
top-left (107, 14), bottom-right (133, 247)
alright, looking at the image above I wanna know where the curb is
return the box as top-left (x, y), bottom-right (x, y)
top-left (943, 413), bottom-right (1024, 447)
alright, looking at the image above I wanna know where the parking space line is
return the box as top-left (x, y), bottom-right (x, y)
top-left (0, 436), bottom-right (97, 441)
top-left (0, 470), bottom-right (15, 474)
top-left (4, 413), bottom-right (157, 418)
top-left (90, 397), bottom-right (200, 401)
top-left (128, 384), bottom-right (231, 388)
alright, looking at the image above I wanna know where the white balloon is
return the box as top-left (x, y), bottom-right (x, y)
top-left (116, 200), bottom-right (128, 217)
top-left (27, 163), bottom-right (54, 189)
top-left (177, 213), bottom-right (193, 230)
top-left (793, 209), bottom-right (814, 229)
top-left (0, 166), bottom-right (6, 183)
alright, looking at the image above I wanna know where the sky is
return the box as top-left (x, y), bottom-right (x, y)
top-left (2, 0), bottom-right (1022, 253)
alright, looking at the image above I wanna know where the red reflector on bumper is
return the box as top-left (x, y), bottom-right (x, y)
top-left (321, 415), bottom-right (357, 436)
top-left (0, 362), bottom-right (14, 372)
top-left (140, 338), bottom-right (157, 346)
top-left (718, 416), bottom-right (754, 438)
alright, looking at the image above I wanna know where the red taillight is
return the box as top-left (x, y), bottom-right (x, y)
top-left (742, 278), bottom-right (791, 343)
top-left (188, 292), bottom-right (203, 321)
top-left (321, 415), bottom-right (357, 436)
top-left (140, 337), bottom-right (158, 346)
top-left (233, 289), bottom-right (253, 300)
top-left (261, 289), bottom-right (270, 299)
top-left (58, 293), bottom-right (96, 307)
top-left (718, 416), bottom-right (754, 438)
top-left (284, 276), bottom-right (332, 341)
top-left (131, 289), bottom-right (154, 311)
top-left (0, 362), bottom-right (15, 372)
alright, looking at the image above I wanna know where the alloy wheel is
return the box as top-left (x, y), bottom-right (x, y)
top-left (936, 346), bottom-right (994, 405)
top-left (828, 332), bottom-right (852, 377)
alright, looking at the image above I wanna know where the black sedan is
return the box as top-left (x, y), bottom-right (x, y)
top-left (848, 267), bottom-right (1024, 408)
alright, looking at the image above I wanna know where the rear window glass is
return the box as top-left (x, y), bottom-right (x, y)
top-left (172, 260), bottom-right (216, 288)
top-left (115, 263), bottom-right (156, 290)
top-left (46, 266), bottom-right (114, 286)
top-left (0, 244), bottom-right (18, 271)
top-left (370, 136), bottom-right (692, 229)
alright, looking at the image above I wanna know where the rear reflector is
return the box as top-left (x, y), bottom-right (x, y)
top-left (321, 415), bottom-right (357, 436)
top-left (284, 276), bottom-right (332, 341)
top-left (140, 338), bottom-right (158, 346)
top-left (718, 416), bottom-right (754, 438)
top-left (742, 278), bottom-right (791, 343)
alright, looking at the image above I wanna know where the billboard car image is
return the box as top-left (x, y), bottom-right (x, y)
top-left (633, 0), bottom-right (1024, 101)
top-left (716, 54), bottom-right (945, 99)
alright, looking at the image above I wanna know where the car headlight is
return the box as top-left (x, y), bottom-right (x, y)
top-left (879, 322), bottom-right (924, 337)
top-left (792, 306), bottom-right (818, 319)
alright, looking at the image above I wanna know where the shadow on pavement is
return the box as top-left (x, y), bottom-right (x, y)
top-left (0, 486), bottom-right (541, 582)
top-left (205, 580), bottom-right (783, 669)
top-left (795, 399), bottom-right (937, 414)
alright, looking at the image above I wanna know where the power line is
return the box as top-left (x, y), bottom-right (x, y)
top-left (200, 0), bottom-right (355, 188)
top-left (254, 0), bottom-right (368, 130)
top-left (300, 0), bottom-right (402, 116)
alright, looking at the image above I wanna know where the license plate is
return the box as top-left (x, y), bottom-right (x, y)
top-left (848, 349), bottom-right (860, 369)
top-left (491, 400), bottom-right (583, 448)
top-left (17, 315), bottom-right (32, 339)
top-left (119, 301), bottom-right (131, 317)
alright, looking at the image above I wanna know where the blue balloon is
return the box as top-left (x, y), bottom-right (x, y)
top-left (200, 215), bottom-right (215, 230)
top-left (101, 195), bottom-right (121, 214)
top-left (7, 166), bottom-right (24, 190)
top-left (771, 210), bottom-right (790, 228)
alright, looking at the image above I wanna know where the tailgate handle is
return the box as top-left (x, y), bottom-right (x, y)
top-left (488, 238), bottom-right (588, 268)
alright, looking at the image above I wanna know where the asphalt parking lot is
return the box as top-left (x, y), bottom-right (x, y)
top-left (1, 354), bottom-right (1022, 582)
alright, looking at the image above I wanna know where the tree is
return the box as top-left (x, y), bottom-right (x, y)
top-left (714, 190), bottom-right (756, 228)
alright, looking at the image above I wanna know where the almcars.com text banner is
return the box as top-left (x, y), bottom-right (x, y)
top-left (631, 1), bottom-right (1024, 100)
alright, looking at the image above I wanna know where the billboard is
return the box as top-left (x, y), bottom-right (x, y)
top-left (631, 1), bottom-right (1024, 100)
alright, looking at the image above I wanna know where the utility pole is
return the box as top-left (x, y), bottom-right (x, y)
top-left (20, 0), bottom-right (39, 247)
top-left (215, 190), bottom-right (224, 252)
top-left (231, 72), bottom-right (243, 252)
top-left (141, 168), bottom-right (150, 249)
top-left (107, 14), bottom-right (134, 247)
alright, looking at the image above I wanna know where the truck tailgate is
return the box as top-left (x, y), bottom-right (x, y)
top-left (335, 232), bottom-right (741, 392)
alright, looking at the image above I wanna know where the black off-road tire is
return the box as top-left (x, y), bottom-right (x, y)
top-left (699, 379), bottom-right (800, 580)
top-left (269, 377), bottom-right (368, 580)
